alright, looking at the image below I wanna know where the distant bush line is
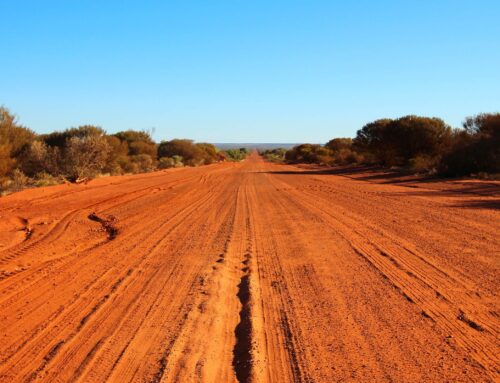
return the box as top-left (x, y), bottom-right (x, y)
top-left (0, 107), bottom-right (248, 195)
top-left (283, 114), bottom-right (499, 177)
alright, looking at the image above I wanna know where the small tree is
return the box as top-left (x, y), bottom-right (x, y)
top-left (0, 107), bottom-right (35, 178)
top-left (354, 116), bottom-right (452, 167)
top-left (440, 113), bottom-right (500, 176)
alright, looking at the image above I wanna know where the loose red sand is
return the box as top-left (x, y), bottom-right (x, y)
top-left (0, 154), bottom-right (498, 382)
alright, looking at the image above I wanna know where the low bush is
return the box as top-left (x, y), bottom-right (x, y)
top-left (223, 148), bottom-right (249, 161)
top-left (158, 139), bottom-right (219, 166)
top-left (159, 156), bottom-right (186, 169)
top-left (32, 172), bottom-right (60, 187)
top-left (260, 148), bottom-right (287, 162)
top-left (285, 144), bottom-right (333, 165)
top-left (130, 154), bottom-right (154, 173)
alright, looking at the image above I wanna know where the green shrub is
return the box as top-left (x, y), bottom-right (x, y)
top-left (354, 116), bottom-right (452, 166)
top-left (223, 148), bottom-right (248, 161)
top-left (260, 148), bottom-right (287, 162)
top-left (285, 144), bottom-right (333, 164)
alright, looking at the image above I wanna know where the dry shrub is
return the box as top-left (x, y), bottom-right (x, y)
top-left (158, 156), bottom-right (184, 169)
top-left (130, 154), bottom-right (154, 173)
top-left (11, 169), bottom-right (29, 191)
top-left (63, 136), bottom-right (110, 181)
top-left (33, 172), bottom-right (60, 187)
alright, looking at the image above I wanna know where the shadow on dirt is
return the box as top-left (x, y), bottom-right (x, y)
top-left (263, 165), bottom-right (500, 210)
top-left (263, 165), bottom-right (442, 184)
top-left (452, 200), bottom-right (500, 210)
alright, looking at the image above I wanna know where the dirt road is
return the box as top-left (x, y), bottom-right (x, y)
top-left (0, 154), bottom-right (498, 382)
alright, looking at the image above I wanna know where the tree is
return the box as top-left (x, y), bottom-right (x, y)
top-left (0, 107), bottom-right (35, 178)
top-left (440, 113), bottom-right (500, 176)
top-left (463, 113), bottom-right (500, 141)
top-left (353, 119), bottom-right (394, 164)
top-left (354, 116), bottom-right (452, 166)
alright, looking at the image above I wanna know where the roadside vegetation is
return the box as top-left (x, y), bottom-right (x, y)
top-left (0, 107), bottom-right (246, 195)
top-left (260, 148), bottom-right (287, 162)
top-left (222, 148), bottom-right (249, 162)
top-left (284, 114), bottom-right (499, 177)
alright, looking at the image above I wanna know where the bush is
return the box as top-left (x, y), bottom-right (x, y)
top-left (285, 144), bottom-right (333, 165)
top-left (130, 154), bottom-right (154, 173)
top-left (354, 116), bottom-right (452, 167)
top-left (260, 148), bottom-right (287, 162)
top-left (104, 135), bottom-right (129, 174)
top-left (223, 148), bottom-right (248, 161)
top-left (0, 107), bottom-right (223, 193)
top-left (158, 140), bottom-right (219, 166)
top-left (325, 138), bottom-right (353, 152)
top-left (158, 157), bottom-right (175, 169)
top-left (324, 138), bottom-right (361, 165)
top-left (440, 113), bottom-right (500, 176)
top-left (11, 169), bottom-right (29, 191)
top-left (158, 155), bottom-right (184, 169)
top-left (0, 144), bottom-right (14, 181)
top-left (159, 139), bottom-right (200, 162)
top-left (118, 158), bottom-right (138, 174)
top-left (19, 140), bottom-right (61, 177)
top-left (196, 143), bottom-right (219, 164)
top-left (409, 155), bottom-right (439, 173)
top-left (63, 135), bottom-right (110, 181)
top-left (113, 130), bottom-right (157, 166)
top-left (129, 140), bottom-right (157, 157)
top-left (33, 172), bottom-right (60, 187)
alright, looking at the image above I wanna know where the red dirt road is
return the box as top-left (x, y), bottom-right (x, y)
top-left (0, 154), bottom-right (498, 382)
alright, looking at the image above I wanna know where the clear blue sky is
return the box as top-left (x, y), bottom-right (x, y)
top-left (1, 1), bottom-right (499, 143)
